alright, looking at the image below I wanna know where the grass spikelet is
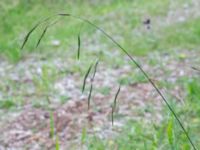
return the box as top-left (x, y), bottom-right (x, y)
top-left (92, 59), bottom-right (99, 80)
top-left (77, 33), bottom-right (81, 60)
top-left (36, 20), bottom-right (59, 48)
top-left (82, 63), bottom-right (93, 93)
top-left (112, 85), bottom-right (121, 126)
top-left (21, 22), bottom-right (41, 50)
top-left (87, 83), bottom-right (93, 110)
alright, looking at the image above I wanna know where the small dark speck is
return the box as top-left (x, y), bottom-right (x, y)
top-left (143, 18), bottom-right (151, 30)
top-left (143, 18), bottom-right (151, 25)
top-left (44, 113), bottom-right (50, 119)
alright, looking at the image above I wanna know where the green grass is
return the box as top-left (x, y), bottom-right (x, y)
top-left (0, 98), bottom-right (16, 109)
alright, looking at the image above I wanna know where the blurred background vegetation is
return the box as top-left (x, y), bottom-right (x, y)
top-left (1, 0), bottom-right (200, 62)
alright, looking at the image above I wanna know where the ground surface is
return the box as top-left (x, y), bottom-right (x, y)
top-left (0, 0), bottom-right (200, 150)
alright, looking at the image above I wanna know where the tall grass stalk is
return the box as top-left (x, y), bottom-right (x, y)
top-left (21, 13), bottom-right (197, 150)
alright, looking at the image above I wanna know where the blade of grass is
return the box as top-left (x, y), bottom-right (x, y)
top-left (77, 23), bottom-right (85, 60)
top-left (21, 16), bottom-right (54, 50)
top-left (82, 63), bottom-right (93, 93)
top-left (36, 26), bottom-right (48, 48)
top-left (77, 33), bottom-right (81, 60)
top-left (87, 59), bottom-right (99, 110)
top-left (88, 83), bottom-right (93, 110)
top-left (21, 22), bottom-right (41, 50)
top-left (36, 20), bottom-right (59, 48)
top-left (92, 59), bottom-right (99, 80)
top-left (58, 13), bottom-right (70, 16)
top-left (21, 14), bottom-right (70, 50)
top-left (112, 85), bottom-right (121, 126)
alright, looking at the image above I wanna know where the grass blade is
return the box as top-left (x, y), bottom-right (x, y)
top-left (77, 33), bottom-right (81, 60)
top-left (87, 83), bottom-right (93, 110)
top-left (36, 20), bottom-right (59, 48)
top-left (87, 60), bottom-right (99, 110)
top-left (21, 22), bottom-right (41, 50)
top-left (82, 63), bottom-right (93, 93)
top-left (77, 23), bottom-right (84, 60)
top-left (21, 14), bottom-right (70, 49)
top-left (92, 59), bottom-right (99, 80)
top-left (112, 85), bottom-right (121, 126)
top-left (36, 26), bottom-right (48, 48)
top-left (58, 13), bottom-right (70, 16)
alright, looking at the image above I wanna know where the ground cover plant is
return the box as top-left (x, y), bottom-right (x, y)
top-left (0, 0), bottom-right (200, 149)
